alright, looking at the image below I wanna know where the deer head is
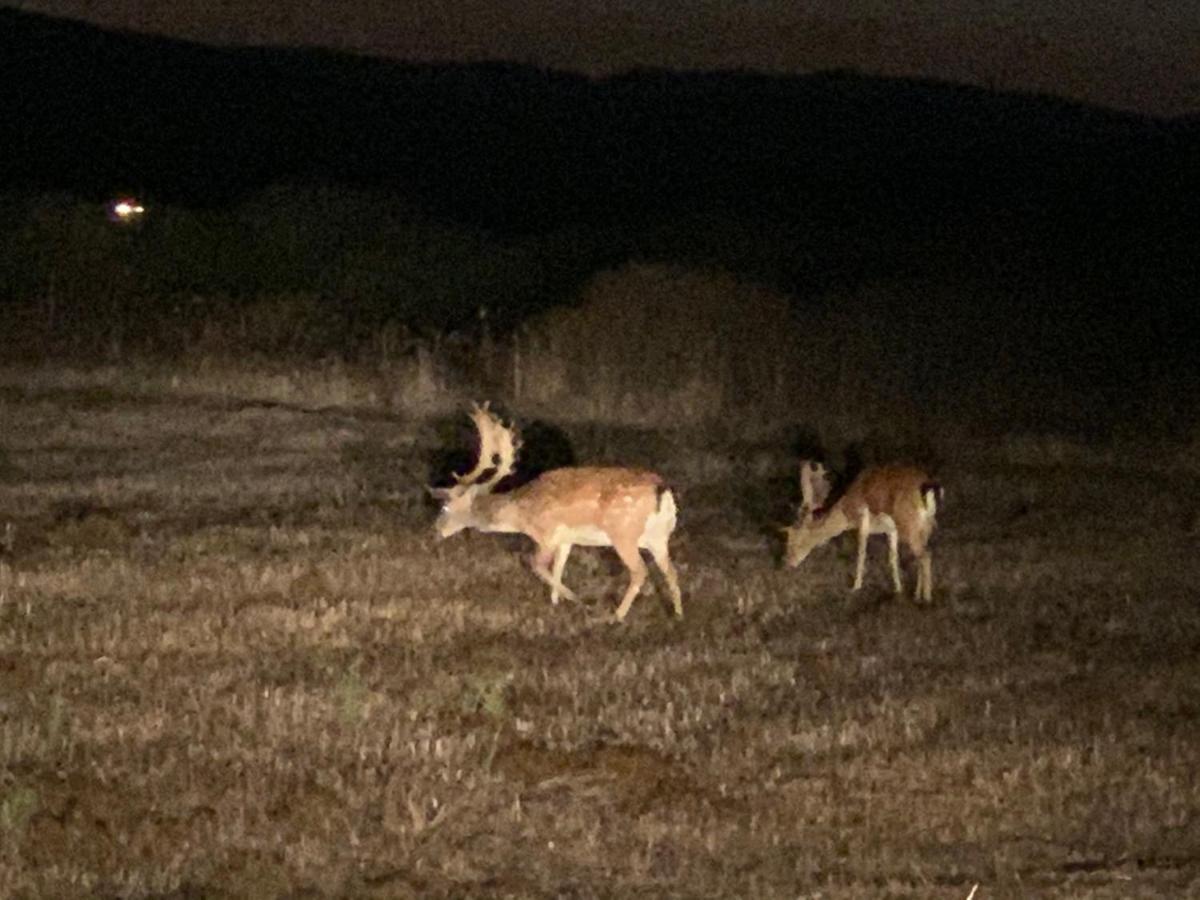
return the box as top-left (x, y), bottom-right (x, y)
top-left (432, 402), bottom-right (521, 538)
top-left (783, 460), bottom-right (836, 567)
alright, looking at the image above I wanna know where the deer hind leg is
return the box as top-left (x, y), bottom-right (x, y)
top-left (915, 551), bottom-right (933, 603)
top-left (908, 522), bottom-right (933, 603)
top-left (612, 539), bottom-right (648, 623)
top-left (886, 528), bottom-right (903, 596)
top-left (647, 537), bottom-right (683, 619)
top-left (530, 543), bottom-right (578, 606)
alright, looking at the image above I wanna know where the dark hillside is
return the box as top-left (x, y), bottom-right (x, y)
top-left (1, 8), bottom-right (1196, 424)
top-left (3, 7), bottom-right (1195, 232)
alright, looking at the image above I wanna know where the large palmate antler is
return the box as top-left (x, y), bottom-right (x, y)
top-left (451, 401), bottom-right (521, 491)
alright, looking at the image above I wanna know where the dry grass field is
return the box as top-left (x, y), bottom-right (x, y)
top-left (2, 369), bottom-right (1199, 898)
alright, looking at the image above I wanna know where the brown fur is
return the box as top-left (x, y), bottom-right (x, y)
top-left (787, 463), bottom-right (940, 602)
top-left (434, 407), bottom-right (683, 621)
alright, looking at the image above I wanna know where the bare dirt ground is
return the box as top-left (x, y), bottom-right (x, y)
top-left (2, 378), bottom-right (1199, 898)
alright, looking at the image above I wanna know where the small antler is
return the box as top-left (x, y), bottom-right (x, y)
top-left (453, 401), bottom-right (521, 490)
top-left (799, 460), bottom-right (833, 516)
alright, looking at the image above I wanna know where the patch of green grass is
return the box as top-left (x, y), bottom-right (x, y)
top-left (460, 670), bottom-right (514, 721)
top-left (0, 786), bottom-right (38, 847)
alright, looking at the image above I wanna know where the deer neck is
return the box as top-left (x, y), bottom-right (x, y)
top-left (468, 490), bottom-right (525, 535)
top-left (806, 505), bottom-right (854, 544)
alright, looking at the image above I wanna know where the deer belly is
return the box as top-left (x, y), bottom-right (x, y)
top-left (867, 512), bottom-right (897, 536)
top-left (550, 523), bottom-right (612, 546)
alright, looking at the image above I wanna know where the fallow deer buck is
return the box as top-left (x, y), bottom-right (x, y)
top-left (783, 461), bottom-right (942, 603)
top-left (431, 403), bottom-right (683, 622)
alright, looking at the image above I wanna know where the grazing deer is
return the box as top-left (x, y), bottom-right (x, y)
top-left (783, 460), bottom-right (942, 602)
top-left (431, 403), bottom-right (683, 622)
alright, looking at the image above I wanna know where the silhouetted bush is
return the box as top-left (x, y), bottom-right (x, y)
top-left (1, 185), bottom-right (1194, 438)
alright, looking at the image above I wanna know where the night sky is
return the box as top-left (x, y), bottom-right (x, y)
top-left (7, 0), bottom-right (1199, 116)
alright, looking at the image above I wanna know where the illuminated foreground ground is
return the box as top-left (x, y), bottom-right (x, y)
top-left (1, 373), bottom-right (1198, 898)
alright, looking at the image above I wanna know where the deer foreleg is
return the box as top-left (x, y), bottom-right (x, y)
top-left (550, 543), bottom-right (576, 605)
top-left (852, 509), bottom-right (871, 591)
top-left (530, 544), bottom-right (578, 605)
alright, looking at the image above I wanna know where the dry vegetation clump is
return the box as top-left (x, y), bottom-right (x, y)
top-left (1, 374), bottom-right (1199, 898)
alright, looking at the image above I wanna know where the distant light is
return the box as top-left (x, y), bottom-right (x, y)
top-left (107, 196), bottom-right (147, 225)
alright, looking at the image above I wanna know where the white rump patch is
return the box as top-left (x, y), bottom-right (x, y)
top-left (551, 523), bottom-right (611, 546)
top-left (639, 490), bottom-right (677, 548)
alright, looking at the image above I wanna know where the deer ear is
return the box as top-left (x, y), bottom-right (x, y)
top-left (800, 460), bottom-right (833, 509)
top-left (799, 461), bottom-right (815, 505)
top-left (427, 485), bottom-right (452, 500)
